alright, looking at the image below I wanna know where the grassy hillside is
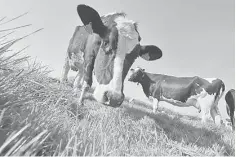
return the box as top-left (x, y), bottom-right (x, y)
top-left (0, 18), bottom-right (235, 156)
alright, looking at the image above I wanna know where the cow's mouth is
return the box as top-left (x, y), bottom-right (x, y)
top-left (93, 87), bottom-right (124, 107)
top-left (104, 91), bottom-right (124, 107)
top-left (128, 76), bottom-right (134, 82)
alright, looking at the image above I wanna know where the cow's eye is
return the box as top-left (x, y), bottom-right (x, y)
top-left (104, 41), bottom-right (109, 47)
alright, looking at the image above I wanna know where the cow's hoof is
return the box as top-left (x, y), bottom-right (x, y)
top-left (78, 99), bottom-right (84, 106)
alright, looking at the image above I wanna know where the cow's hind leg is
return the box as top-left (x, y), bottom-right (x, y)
top-left (210, 106), bottom-right (222, 126)
top-left (61, 57), bottom-right (70, 83)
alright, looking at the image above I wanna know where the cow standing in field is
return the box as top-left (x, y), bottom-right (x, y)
top-left (225, 89), bottom-right (235, 130)
top-left (128, 67), bottom-right (225, 125)
top-left (67, 4), bottom-right (163, 107)
top-left (61, 14), bottom-right (127, 92)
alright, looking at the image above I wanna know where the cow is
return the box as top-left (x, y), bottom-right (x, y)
top-left (72, 4), bottom-right (162, 107)
top-left (225, 89), bottom-right (235, 130)
top-left (128, 67), bottom-right (225, 125)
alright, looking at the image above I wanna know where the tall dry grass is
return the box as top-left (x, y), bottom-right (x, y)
top-left (0, 13), bottom-right (234, 156)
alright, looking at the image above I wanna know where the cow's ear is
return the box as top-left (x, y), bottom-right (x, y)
top-left (77, 4), bottom-right (107, 37)
top-left (139, 45), bottom-right (162, 61)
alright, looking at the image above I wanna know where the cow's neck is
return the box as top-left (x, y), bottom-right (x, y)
top-left (139, 73), bottom-right (153, 97)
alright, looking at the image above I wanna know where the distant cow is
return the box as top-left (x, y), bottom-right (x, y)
top-left (69, 4), bottom-right (162, 107)
top-left (225, 89), bottom-right (235, 130)
top-left (128, 67), bottom-right (225, 125)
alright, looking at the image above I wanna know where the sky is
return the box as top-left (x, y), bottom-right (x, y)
top-left (1, 0), bottom-right (235, 119)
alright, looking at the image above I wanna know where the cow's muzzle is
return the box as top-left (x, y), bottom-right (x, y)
top-left (93, 87), bottom-right (124, 107)
top-left (105, 91), bottom-right (124, 107)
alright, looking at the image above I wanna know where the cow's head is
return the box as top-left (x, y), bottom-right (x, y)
top-left (77, 4), bottom-right (162, 107)
top-left (128, 67), bottom-right (145, 83)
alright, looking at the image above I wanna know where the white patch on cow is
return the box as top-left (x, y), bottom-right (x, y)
top-left (161, 96), bottom-right (189, 107)
top-left (103, 12), bottom-right (120, 17)
top-left (132, 67), bottom-right (142, 73)
top-left (115, 17), bottom-right (138, 42)
top-left (204, 78), bottom-right (217, 83)
top-left (93, 16), bottom-right (139, 103)
top-left (152, 97), bottom-right (159, 113)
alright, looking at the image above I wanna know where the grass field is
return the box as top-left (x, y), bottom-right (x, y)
top-left (0, 19), bottom-right (235, 156)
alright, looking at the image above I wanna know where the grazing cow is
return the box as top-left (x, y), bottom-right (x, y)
top-left (225, 89), bottom-right (235, 130)
top-left (128, 67), bottom-right (225, 125)
top-left (73, 4), bottom-right (162, 107)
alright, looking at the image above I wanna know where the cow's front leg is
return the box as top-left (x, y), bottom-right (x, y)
top-left (152, 98), bottom-right (159, 113)
top-left (73, 70), bottom-right (84, 95)
top-left (78, 56), bottom-right (94, 105)
top-left (60, 57), bottom-right (70, 83)
top-left (78, 81), bottom-right (90, 105)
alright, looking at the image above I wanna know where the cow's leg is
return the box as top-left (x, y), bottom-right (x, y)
top-left (201, 110), bottom-right (208, 124)
top-left (78, 55), bottom-right (95, 105)
top-left (211, 95), bottom-right (223, 126)
top-left (73, 70), bottom-right (84, 94)
top-left (198, 101), bottom-right (210, 124)
top-left (152, 98), bottom-right (159, 113)
top-left (210, 106), bottom-right (222, 126)
top-left (78, 81), bottom-right (89, 105)
top-left (60, 57), bottom-right (70, 83)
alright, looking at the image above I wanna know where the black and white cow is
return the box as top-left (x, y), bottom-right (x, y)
top-left (225, 89), bottom-right (235, 130)
top-left (128, 67), bottom-right (225, 125)
top-left (73, 4), bottom-right (162, 107)
top-left (61, 13), bottom-right (129, 92)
